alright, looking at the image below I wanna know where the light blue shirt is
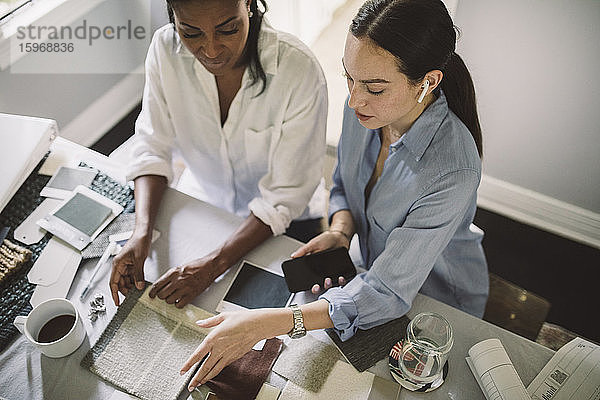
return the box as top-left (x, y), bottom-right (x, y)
top-left (321, 91), bottom-right (489, 341)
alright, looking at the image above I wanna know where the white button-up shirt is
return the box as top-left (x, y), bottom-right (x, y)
top-left (127, 21), bottom-right (328, 235)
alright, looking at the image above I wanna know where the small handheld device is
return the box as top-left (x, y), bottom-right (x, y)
top-left (281, 247), bottom-right (357, 293)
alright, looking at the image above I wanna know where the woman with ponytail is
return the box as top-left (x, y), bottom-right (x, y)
top-left (110, 0), bottom-right (328, 308)
top-left (180, 0), bottom-right (488, 389)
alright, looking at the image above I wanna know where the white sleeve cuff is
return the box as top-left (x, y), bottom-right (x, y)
top-left (126, 157), bottom-right (174, 184)
top-left (248, 197), bottom-right (292, 236)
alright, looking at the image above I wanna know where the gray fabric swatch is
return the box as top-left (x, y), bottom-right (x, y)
top-left (46, 166), bottom-right (97, 191)
top-left (367, 376), bottom-right (401, 400)
top-left (82, 286), bottom-right (214, 400)
top-left (188, 385), bottom-right (216, 400)
top-left (54, 192), bottom-right (112, 236)
top-left (325, 316), bottom-right (410, 372)
top-left (81, 212), bottom-right (136, 259)
top-left (272, 334), bottom-right (341, 392)
top-left (279, 360), bottom-right (374, 400)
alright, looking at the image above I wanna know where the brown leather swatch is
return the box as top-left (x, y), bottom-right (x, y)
top-left (206, 337), bottom-right (283, 400)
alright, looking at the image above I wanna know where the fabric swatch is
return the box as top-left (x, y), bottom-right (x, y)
top-left (54, 192), bottom-right (113, 236)
top-left (0, 238), bottom-right (32, 281)
top-left (255, 383), bottom-right (281, 400)
top-left (188, 382), bottom-right (280, 400)
top-left (108, 390), bottom-right (140, 400)
top-left (367, 376), bottom-right (401, 400)
top-left (206, 337), bottom-right (283, 400)
top-left (279, 360), bottom-right (375, 400)
top-left (82, 286), bottom-right (214, 400)
top-left (187, 385), bottom-right (215, 400)
top-left (81, 212), bottom-right (136, 259)
top-left (272, 334), bottom-right (341, 392)
top-left (325, 316), bottom-right (410, 372)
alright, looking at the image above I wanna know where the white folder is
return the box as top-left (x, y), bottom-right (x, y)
top-left (0, 113), bottom-right (56, 213)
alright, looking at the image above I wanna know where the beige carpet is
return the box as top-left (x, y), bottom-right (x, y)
top-left (82, 287), bottom-right (214, 400)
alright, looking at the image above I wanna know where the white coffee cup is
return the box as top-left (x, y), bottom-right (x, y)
top-left (13, 298), bottom-right (86, 358)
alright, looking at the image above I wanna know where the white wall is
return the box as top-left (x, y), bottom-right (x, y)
top-left (0, 0), bottom-right (168, 146)
top-left (454, 0), bottom-right (600, 247)
top-left (0, 0), bottom-right (342, 146)
top-left (268, 0), bottom-right (347, 46)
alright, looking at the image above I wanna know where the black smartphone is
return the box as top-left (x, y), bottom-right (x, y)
top-left (281, 247), bottom-right (357, 293)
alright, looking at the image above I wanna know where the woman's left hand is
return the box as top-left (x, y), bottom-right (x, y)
top-left (180, 309), bottom-right (273, 391)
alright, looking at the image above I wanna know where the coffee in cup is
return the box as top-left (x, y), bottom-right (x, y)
top-left (13, 298), bottom-right (86, 358)
top-left (37, 314), bottom-right (77, 343)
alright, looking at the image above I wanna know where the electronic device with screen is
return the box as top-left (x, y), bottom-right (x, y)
top-left (281, 247), bottom-right (357, 293)
top-left (216, 261), bottom-right (293, 313)
top-left (37, 185), bottom-right (123, 251)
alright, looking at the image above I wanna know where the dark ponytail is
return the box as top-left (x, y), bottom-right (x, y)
top-left (351, 0), bottom-right (482, 157)
top-left (166, 0), bottom-right (269, 96)
top-left (441, 52), bottom-right (482, 156)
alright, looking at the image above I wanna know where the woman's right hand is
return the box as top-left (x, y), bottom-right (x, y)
top-left (290, 230), bottom-right (351, 294)
top-left (109, 231), bottom-right (152, 306)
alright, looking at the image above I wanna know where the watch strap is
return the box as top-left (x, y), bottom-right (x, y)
top-left (288, 304), bottom-right (306, 339)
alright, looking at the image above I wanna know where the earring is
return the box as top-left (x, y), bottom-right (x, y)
top-left (417, 80), bottom-right (430, 103)
top-left (248, 10), bottom-right (253, 18)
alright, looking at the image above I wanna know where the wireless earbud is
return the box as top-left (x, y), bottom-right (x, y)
top-left (417, 79), bottom-right (430, 103)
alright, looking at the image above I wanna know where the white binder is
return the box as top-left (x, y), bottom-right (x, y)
top-left (0, 113), bottom-right (56, 213)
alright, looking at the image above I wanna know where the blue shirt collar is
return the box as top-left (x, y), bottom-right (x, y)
top-left (395, 90), bottom-right (449, 162)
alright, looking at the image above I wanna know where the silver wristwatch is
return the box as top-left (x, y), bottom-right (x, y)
top-left (287, 304), bottom-right (306, 339)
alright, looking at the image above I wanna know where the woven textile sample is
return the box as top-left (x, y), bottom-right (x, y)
top-left (279, 360), bottom-right (375, 400)
top-left (0, 158), bottom-right (51, 352)
top-left (80, 212), bottom-right (136, 259)
top-left (82, 287), bottom-right (214, 400)
top-left (0, 239), bottom-right (32, 281)
top-left (367, 376), bottom-right (401, 400)
top-left (325, 315), bottom-right (410, 372)
top-left (187, 382), bottom-right (281, 400)
top-left (254, 383), bottom-right (281, 400)
top-left (272, 334), bottom-right (341, 392)
top-left (0, 159), bottom-right (135, 352)
top-left (206, 337), bottom-right (283, 400)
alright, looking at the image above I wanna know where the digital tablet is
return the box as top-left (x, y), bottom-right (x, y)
top-left (216, 261), bottom-right (293, 313)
